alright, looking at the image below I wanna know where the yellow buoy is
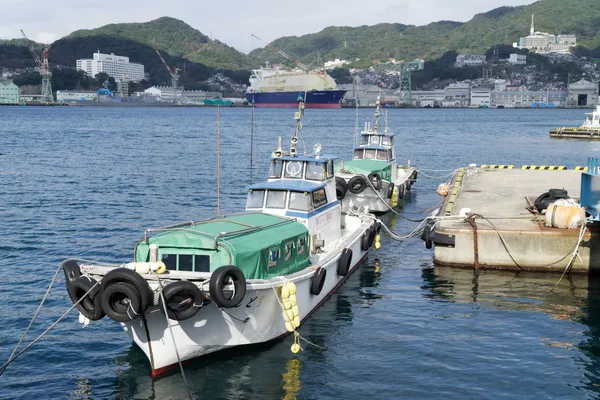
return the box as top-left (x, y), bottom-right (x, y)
top-left (285, 321), bottom-right (295, 332)
top-left (287, 282), bottom-right (297, 295)
top-left (289, 294), bottom-right (297, 307)
top-left (283, 298), bottom-right (291, 309)
top-left (291, 343), bottom-right (301, 353)
top-left (155, 262), bottom-right (167, 274)
top-left (292, 305), bottom-right (299, 317)
top-left (293, 315), bottom-right (300, 328)
top-left (286, 309), bottom-right (295, 321)
top-left (374, 234), bottom-right (381, 249)
top-left (281, 285), bottom-right (290, 299)
top-left (391, 186), bottom-right (398, 207)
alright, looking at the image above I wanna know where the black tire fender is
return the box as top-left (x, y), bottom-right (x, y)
top-left (387, 183), bottom-right (395, 199)
top-left (160, 281), bottom-right (204, 321)
top-left (368, 172), bottom-right (383, 190)
top-left (337, 249), bottom-right (353, 276)
top-left (361, 227), bottom-right (373, 251)
top-left (67, 276), bottom-right (105, 321)
top-left (425, 239), bottom-right (433, 249)
top-left (209, 265), bottom-right (246, 308)
top-left (406, 179), bottom-right (412, 191)
top-left (310, 267), bottom-right (327, 295)
top-left (335, 176), bottom-right (348, 200)
top-left (101, 268), bottom-right (152, 314)
top-left (397, 183), bottom-right (405, 199)
top-left (101, 281), bottom-right (143, 322)
top-left (368, 226), bottom-right (376, 247)
top-left (348, 176), bottom-right (367, 194)
top-left (62, 259), bottom-right (82, 284)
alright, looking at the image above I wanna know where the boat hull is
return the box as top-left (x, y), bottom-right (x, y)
top-left (119, 217), bottom-right (373, 376)
top-left (245, 90), bottom-right (346, 108)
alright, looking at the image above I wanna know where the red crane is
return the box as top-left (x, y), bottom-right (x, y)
top-left (155, 49), bottom-right (180, 94)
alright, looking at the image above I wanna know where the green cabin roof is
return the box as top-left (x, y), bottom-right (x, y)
top-left (335, 159), bottom-right (392, 181)
top-left (135, 213), bottom-right (310, 280)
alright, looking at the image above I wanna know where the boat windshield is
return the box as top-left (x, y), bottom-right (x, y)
top-left (312, 188), bottom-right (328, 208)
top-left (284, 161), bottom-right (303, 179)
top-left (305, 162), bottom-right (326, 181)
top-left (353, 149), bottom-right (363, 159)
top-left (266, 190), bottom-right (287, 208)
top-left (364, 149), bottom-right (376, 160)
top-left (246, 190), bottom-right (265, 209)
top-left (376, 150), bottom-right (390, 160)
top-left (269, 160), bottom-right (283, 178)
top-left (382, 136), bottom-right (392, 146)
top-left (288, 191), bottom-right (313, 211)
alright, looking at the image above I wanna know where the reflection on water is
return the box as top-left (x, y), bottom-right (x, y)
top-left (282, 358), bottom-right (302, 400)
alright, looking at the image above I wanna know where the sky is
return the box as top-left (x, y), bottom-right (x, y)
top-left (0, 0), bottom-right (535, 53)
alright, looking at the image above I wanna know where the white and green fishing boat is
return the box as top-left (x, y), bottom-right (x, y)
top-left (62, 99), bottom-right (378, 377)
top-left (336, 95), bottom-right (417, 213)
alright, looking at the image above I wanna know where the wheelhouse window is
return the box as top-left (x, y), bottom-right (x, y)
top-left (297, 237), bottom-right (306, 255)
top-left (365, 149), bottom-right (376, 159)
top-left (288, 191), bottom-right (313, 211)
top-left (312, 188), bottom-right (328, 208)
top-left (353, 149), bottom-right (364, 159)
top-left (246, 189), bottom-right (265, 209)
top-left (376, 150), bottom-right (390, 160)
top-left (269, 160), bottom-right (283, 178)
top-left (160, 254), bottom-right (210, 272)
top-left (266, 190), bottom-right (286, 209)
top-left (284, 161), bottom-right (304, 179)
top-left (306, 162), bottom-right (326, 181)
top-left (327, 160), bottom-right (334, 179)
top-left (369, 136), bottom-right (381, 145)
top-left (382, 136), bottom-right (392, 146)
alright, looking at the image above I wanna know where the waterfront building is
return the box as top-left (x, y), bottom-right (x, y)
top-left (411, 90), bottom-right (445, 107)
top-left (77, 51), bottom-right (145, 83)
top-left (508, 54), bottom-right (527, 65)
top-left (56, 90), bottom-right (97, 102)
top-left (491, 90), bottom-right (567, 108)
top-left (0, 80), bottom-right (20, 103)
top-left (567, 79), bottom-right (598, 107)
top-left (470, 89), bottom-right (492, 107)
top-left (455, 54), bottom-right (487, 67)
top-left (324, 59), bottom-right (350, 70)
top-left (444, 83), bottom-right (471, 107)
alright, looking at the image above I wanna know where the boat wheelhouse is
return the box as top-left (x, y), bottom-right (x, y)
top-left (61, 96), bottom-right (377, 377)
top-left (336, 95), bottom-right (417, 213)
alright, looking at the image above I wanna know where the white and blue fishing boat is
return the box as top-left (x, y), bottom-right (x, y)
top-left (335, 95), bottom-right (417, 213)
top-left (62, 98), bottom-right (377, 376)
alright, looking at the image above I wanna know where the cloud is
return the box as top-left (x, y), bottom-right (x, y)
top-left (0, 0), bottom-right (535, 52)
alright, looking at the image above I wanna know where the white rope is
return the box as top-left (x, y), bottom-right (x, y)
top-left (152, 271), bottom-right (194, 400)
top-left (0, 280), bottom-right (100, 376)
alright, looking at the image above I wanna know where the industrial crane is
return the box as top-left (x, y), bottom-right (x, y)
top-left (378, 59), bottom-right (424, 106)
top-left (155, 49), bottom-right (181, 100)
top-left (251, 34), bottom-right (310, 72)
top-left (20, 29), bottom-right (53, 102)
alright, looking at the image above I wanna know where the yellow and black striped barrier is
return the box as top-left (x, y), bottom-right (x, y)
top-left (520, 166), bottom-right (567, 170)
top-left (574, 166), bottom-right (588, 171)
top-left (480, 165), bottom-right (515, 169)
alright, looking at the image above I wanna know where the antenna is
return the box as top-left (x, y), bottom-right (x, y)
top-left (250, 102), bottom-right (255, 184)
top-left (216, 106), bottom-right (221, 216)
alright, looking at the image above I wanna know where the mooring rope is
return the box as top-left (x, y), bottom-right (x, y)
top-left (152, 271), bottom-right (194, 400)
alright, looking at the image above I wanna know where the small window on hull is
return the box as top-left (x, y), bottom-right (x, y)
top-left (162, 254), bottom-right (177, 270)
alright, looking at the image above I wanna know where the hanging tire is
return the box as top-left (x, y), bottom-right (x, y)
top-left (361, 227), bottom-right (373, 251)
top-left (397, 183), bottom-right (405, 199)
top-left (348, 176), bottom-right (367, 194)
top-left (335, 177), bottom-right (348, 200)
top-left (337, 248), bottom-right (353, 276)
top-left (67, 276), bottom-right (105, 321)
top-left (406, 180), bottom-right (412, 191)
top-left (62, 259), bottom-right (82, 284)
top-left (368, 172), bottom-right (383, 190)
top-left (310, 267), bottom-right (327, 295)
top-left (368, 227), bottom-right (376, 247)
top-left (101, 281), bottom-right (143, 322)
top-left (425, 239), bottom-right (433, 249)
top-left (160, 281), bottom-right (204, 321)
top-left (209, 265), bottom-right (246, 308)
top-left (101, 268), bottom-right (152, 314)
top-left (387, 183), bottom-right (395, 199)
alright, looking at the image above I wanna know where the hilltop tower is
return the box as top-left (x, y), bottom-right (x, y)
top-left (530, 14), bottom-right (535, 36)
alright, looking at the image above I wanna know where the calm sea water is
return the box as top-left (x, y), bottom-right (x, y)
top-left (2, 106), bottom-right (600, 399)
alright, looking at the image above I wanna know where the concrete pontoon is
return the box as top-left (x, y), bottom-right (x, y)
top-left (422, 167), bottom-right (600, 273)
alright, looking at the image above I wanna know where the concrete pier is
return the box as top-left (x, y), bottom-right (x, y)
top-left (426, 168), bottom-right (600, 274)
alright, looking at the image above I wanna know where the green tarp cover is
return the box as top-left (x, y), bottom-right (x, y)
top-left (135, 213), bottom-right (310, 280)
top-left (335, 159), bottom-right (392, 181)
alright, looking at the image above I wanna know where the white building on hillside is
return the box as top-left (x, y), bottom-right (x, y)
top-left (77, 50), bottom-right (145, 82)
top-left (324, 59), bottom-right (349, 70)
top-left (515, 14), bottom-right (576, 54)
top-left (455, 54), bottom-right (487, 67)
top-left (509, 54), bottom-right (527, 65)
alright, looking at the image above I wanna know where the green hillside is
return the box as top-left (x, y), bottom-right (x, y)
top-left (67, 17), bottom-right (252, 70)
top-left (250, 0), bottom-right (600, 64)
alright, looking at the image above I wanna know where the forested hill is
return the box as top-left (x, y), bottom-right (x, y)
top-left (250, 0), bottom-right (600, 65)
